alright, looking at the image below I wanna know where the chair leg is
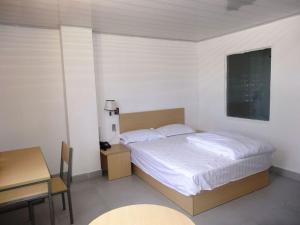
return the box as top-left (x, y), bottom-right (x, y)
top-left (67, 190), bottom-right (74, 224)
top-left (28, 202), bottom-right (35, 225)
top-left (28, 203), bottom-right (32, 221)
top-left (61, 193), bottom-right (66, 210)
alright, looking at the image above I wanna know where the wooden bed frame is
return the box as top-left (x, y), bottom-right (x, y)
top-left (119, 108), bottom-right (270, 216)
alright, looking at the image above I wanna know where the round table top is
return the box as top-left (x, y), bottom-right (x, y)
top-left (89, 204), bottom-right (195, 225)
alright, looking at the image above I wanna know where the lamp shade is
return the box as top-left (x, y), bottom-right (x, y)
top-left (104, 100), bottom-right (117, 111)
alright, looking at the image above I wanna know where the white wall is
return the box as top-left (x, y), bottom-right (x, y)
top-left (60, 26), bottom-right (100, 175)
top-left (197, 15), bottom-right (300, 173)
top-left (93, 34), bottom-right (199, 143)
top-left (1, 15), bottom-right (299, 175)
top-left (0, 25), bottom-right (100, 176)
top-left (0, 25), bottom-right (67, 173)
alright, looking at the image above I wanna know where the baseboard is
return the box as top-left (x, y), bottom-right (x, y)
top-left (62, 167), bottom-right (300, 183)
top-left (271, 166), bottom-right (300, 182)
top-left (72, 170), bottom-right (102, 182)
top-left (54, 170), bottom-right (102, 182)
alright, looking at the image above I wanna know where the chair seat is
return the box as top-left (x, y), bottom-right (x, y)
top-left (51, 177), bottom-right (67, 194)
top-left (0, 183), bottom-right (48, 205)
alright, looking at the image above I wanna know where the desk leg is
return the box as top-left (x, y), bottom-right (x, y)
top-left (48, 180), bottom-right (55, 225)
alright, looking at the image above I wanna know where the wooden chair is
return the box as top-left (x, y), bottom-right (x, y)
top-left (51, 141), bottom-right (74, 224)
top-left (29, 142), bottom-right (74, 224)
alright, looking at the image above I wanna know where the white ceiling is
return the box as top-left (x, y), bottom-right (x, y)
top-left (1, 0), bottom-right (300, 41)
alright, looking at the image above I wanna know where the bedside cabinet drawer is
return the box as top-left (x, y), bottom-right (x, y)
top-left (107, 151), bottom-right (131, 180)
top-left (100, 144), bottom-right (132, 181)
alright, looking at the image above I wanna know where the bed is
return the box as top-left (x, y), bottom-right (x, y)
top-left (119, 108), bottom-right (271, 215)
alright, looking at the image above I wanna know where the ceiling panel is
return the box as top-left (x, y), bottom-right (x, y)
top-left (0, 0), bottom-right (299, 41)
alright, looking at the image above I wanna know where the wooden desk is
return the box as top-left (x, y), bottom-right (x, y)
top-left (89, 204), bottom-right (195, 225)
top-left (0, 147), bottom-right (55, 225)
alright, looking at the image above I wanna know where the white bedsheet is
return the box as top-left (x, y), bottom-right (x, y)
top-left (126, 134), bottom-right (272, 196)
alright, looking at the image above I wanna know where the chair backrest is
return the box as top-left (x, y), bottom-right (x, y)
top-left (60, 142), bottom-right (73, 188)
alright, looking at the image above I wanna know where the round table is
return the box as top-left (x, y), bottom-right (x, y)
top-left (89, 204), bottom-right (195, 225)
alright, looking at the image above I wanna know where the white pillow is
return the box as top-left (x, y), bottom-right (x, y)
top-left (156, 124), bottom-right (195, 137)
top-left (120, 129), bottom-right (165, 144)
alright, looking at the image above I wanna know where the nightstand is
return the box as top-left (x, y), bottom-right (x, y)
top-left (100, 144), bottom-right (131, 180)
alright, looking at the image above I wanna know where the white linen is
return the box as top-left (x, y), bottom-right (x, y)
top-left (156, 124), bottom-right (195, 137)
top-left (120, 129), bottom-right (165, 144)
top-left (187, 132), bottom-right (274, 160)
top-left (126, 134), bottom-right (272, 196)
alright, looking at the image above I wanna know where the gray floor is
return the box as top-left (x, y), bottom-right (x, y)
top-left (1, 173), bottom-right (300, 225)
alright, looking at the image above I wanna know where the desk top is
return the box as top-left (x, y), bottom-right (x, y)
top-left (0, 147), bottom-right (50, 191)
top-left (89, 204), bottom-right (195, 225)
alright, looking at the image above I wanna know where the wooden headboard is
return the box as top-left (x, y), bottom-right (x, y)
top-left (119, 108), bottom-right (184, 133)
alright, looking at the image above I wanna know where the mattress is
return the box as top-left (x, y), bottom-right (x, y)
top-left (126, 134), bottom-right (272, 196)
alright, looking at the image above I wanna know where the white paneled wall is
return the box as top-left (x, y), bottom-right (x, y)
top-left (1, 15), bottom-right (300, 175)
top-left (0, 25), bottom-right (100, 175)
top-left (0, 25), bottom-right (67, 173)
top-left (93, 34), bottom-right (199, 143)
top-left (197, 15), bottom-right (300, 173)
top-left (60, 26), bottom-right (100, 175)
